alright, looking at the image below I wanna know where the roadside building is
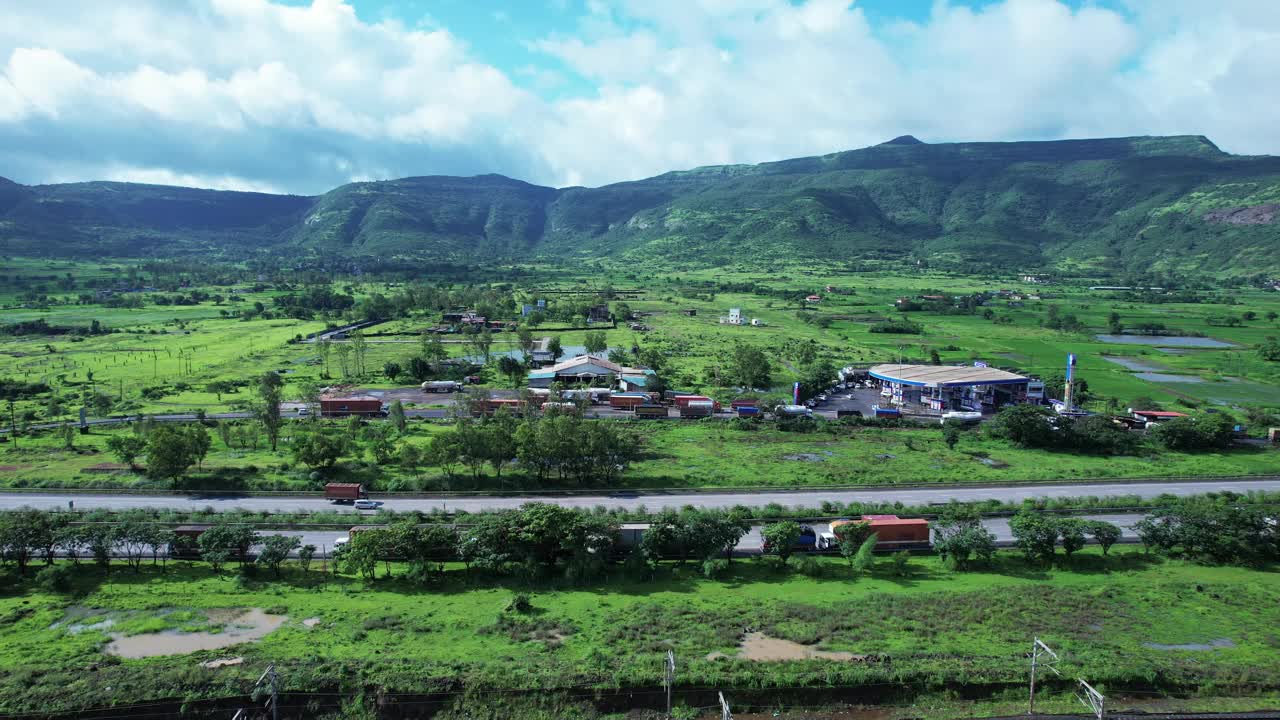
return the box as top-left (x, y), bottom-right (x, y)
top-left (1129, 409), bottom-right (1188, 428)
top-left (527, 354), bottom-right (657, 390)
top-left (869, 363), bottom-right (1037, 415)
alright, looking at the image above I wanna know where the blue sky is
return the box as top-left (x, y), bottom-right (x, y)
top-left (0, 0), bottom-right (1276, 194)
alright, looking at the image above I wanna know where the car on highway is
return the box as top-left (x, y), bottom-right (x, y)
top-left (353, 499), bottom-right (377, 510)
top-left (297, 407), bottom-right (310, 416)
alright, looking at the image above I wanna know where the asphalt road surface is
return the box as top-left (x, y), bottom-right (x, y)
top-left (279, 512), bottom-right (1148, 557)
top-left (5, 478), bottom-right (1277, 515)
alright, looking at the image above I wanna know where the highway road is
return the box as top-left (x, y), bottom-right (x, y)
top-left (237, 512), bottom-right (1151, 558)
top-left (5, 477), bottom-right (1277, 515)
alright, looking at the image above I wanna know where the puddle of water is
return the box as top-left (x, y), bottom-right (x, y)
top-left (1144, 638), bottom-right (1235, 651)
top-left (725, 632), bottom-right (875, 662)
top-left (1095, 334), bottom-right (1236, 348)
top-left (784, 454), bottom-right (826, 462)
top-left (104, 609), bottom-right (287, 659)
top-left (1102, 355), bottom-right (1169, 373)
top-left (1135, 372), bottom-right (1207, 383)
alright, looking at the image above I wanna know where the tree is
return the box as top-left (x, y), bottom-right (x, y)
top-left (833, 521), bottom-right (873, 567)
top-left (584, 330), bottom-right (608, 356)
top-left (1108, 311), bottom-right (1123, 334)
top-left (362, 422), bottom-right (397, 464)
top-left (942, 421), bottom-right (963, 451)
top-left (298, 544), bottom-right (316, 573)
top-left (1150, 413), bottom-right (1236, 451)
top-left (116, 521), bottom-right (160, 573)
top-left (762, 521), bottom-right (803, 563)
top-left (932, 506), bottom-right (996, 570)
top-left (257, 534), bottom-right (302, 577)
top-left (383, 361), bottom-right (403, 382)
top-left (145, 424), bottom-right (207, 488)
top-left (497, 355), bottom-right (525, 387)
top-left (1057, 518), bottom-right (1087, 559)
top-left (407, 356), bottom-right (433, 382)
top-left (987, 403), bottom-right (1056, 448)
top-left (851, 533), bottom-right (879, 576)
top-left (1009, 511), bottom-right (1059, 565)
top-left (0, 509), bottom-right (45, 575)
top-left (466, 326), bottom-right (494, 364)
top-left (517, 327), bottom-right (537, 360)
top-left (1088, 521), bottom-right (1121, 555)
top-left (547, 336), bottom-right (563, 362)
top-left (106, 435), bottom-right (148, 468)
top-left (726, 344), bottom-right (772, 389)
top-left (198, 522), bottom-right (258, 570)
top-left (317, 338), bottom-right (333, 377)
top-left (387, 399), bottom-right (407, 434)
top-left (292, 430), bottom-right (349, 469)
top-left (421, 332), bottom-right (448, 367)
top-left (257, 371), bottom-right (285, 451)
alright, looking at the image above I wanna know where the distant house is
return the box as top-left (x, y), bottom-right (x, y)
top-left (1129, 409), bottom-right (1188, 428)
top-left (804, 295), bottom-right (822, 303)
top-left (719, 308), bottom-right (743, 325)
top-left (527, 354), bottom-right (656, 391)
top-left (585, 305), bottom-right (612, 323)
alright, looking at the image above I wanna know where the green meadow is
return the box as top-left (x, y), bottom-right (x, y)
top-left (1, 547), bottom-right (1277, 716)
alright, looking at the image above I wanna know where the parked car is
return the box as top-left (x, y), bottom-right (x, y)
top-left (297, 407), bottom-right (310, 416)
top-left (353, 499), bottom-right (377, 510)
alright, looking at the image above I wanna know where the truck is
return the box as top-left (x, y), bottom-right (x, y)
top-left (762, 524), bottom-right (817, 554)
top-left (679, 400), bottom-right (715, 418)
top-left (421, 380), bottom-right (461, 393)
top-left (673, 395), bottom-right (721, 412)
top-left (634, 404), bottom-right (668, 419)
top-left (735, 405), bottom-right (761, 417)
top-left (610, 392), bottom-right (652, 410)
top-left (872, 405), bottom-right (901, 418)
top-left (319, 396), bottom-right (385, 418)
top-left (940, 410), bottom-right (982, 424)
top-left (473, 398), bottom-right (523, 417)
top-left (324, 482), bottom-right (365, 503)
top-left (776, 404), bottom-right (813, 418)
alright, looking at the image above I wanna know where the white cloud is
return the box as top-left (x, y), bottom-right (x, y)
top-left (0, 0), bottom-right (1278, 193)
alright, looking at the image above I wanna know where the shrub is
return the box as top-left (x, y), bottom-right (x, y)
top-left (34, 564), bottom-right (76, 593)
top-left (702, 558), bottom-right (729, 579)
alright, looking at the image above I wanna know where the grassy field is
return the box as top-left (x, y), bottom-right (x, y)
top-left (2, 418), bottom-right (1277, 492)
top-left (1, 547), bottom-right (1277, 716)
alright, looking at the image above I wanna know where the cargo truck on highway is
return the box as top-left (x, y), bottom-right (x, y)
top-left (421, 380), bottom-right (461, 393)
top-left (679, 400), bottom-right (715, 418)
top-left (325, 483), bottom-right (366, 503)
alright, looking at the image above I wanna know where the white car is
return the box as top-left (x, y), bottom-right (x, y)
top-left (353, 499), bottom-right (377, 510)
top-left (297, 407), bottom-right (310, 416)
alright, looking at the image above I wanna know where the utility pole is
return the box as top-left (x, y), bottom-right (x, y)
top-left (663, 650), bottom-right (676, 718)
top-left (1028, 637), bottom-right (1060, 714)
top-left (234, 663), bottom-right (278, 720)
top-left (1077, 678), bottom-right (1104, 720)
top-left (718, 691), bottom-right (732, 720)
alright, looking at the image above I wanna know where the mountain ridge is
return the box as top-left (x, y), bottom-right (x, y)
top-left (2, 134), bottom-right (1278, 273)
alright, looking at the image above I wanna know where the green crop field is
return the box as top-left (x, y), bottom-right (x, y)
top-left (1, 547), bottom-right (1277, 717)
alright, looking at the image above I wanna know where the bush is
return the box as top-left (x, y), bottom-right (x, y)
top-left (34, 564), bottom-right (76, 593)
top-left (505, 592), bottom-right (533, 614)
top-left (702, 558), bottom-right (729, 579)
top-left (786, 554), bottom-right (826, 577)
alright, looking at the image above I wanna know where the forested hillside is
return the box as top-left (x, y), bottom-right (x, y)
top-left (2, 135), bottom-right (1278, 273)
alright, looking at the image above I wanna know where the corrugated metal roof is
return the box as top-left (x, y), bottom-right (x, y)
top-left (869, 364), bottom-right (1029, 387)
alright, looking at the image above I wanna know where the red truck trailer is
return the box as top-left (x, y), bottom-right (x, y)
top-left (609, 392), bottom-right (652, 410)
top-left (320, 395), bottom-right (385, 417)
top-left (324, 482), bottom-right (365, 503)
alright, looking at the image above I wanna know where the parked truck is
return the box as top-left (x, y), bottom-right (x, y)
top-left (421, 380), bottom-right (461, 393)
top-left (679, 400), bottom-right (715, 418)
top-left (324, 482), bottom-right (365, 503)
top-left (762, 524), bottom-right (817, 554)
top-left (634, 404), bottom-right (669, 419)
top-left (610, 392), bottom-right (652, 410)
top-left (673, 395), bottom-right (721, 412)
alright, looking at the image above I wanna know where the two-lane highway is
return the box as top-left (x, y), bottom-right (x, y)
top-left (4, 477), bottom-right (1277, 514)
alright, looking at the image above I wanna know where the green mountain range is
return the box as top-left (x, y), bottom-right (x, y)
top-left (2, 135), bottom-right (1278, 273)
